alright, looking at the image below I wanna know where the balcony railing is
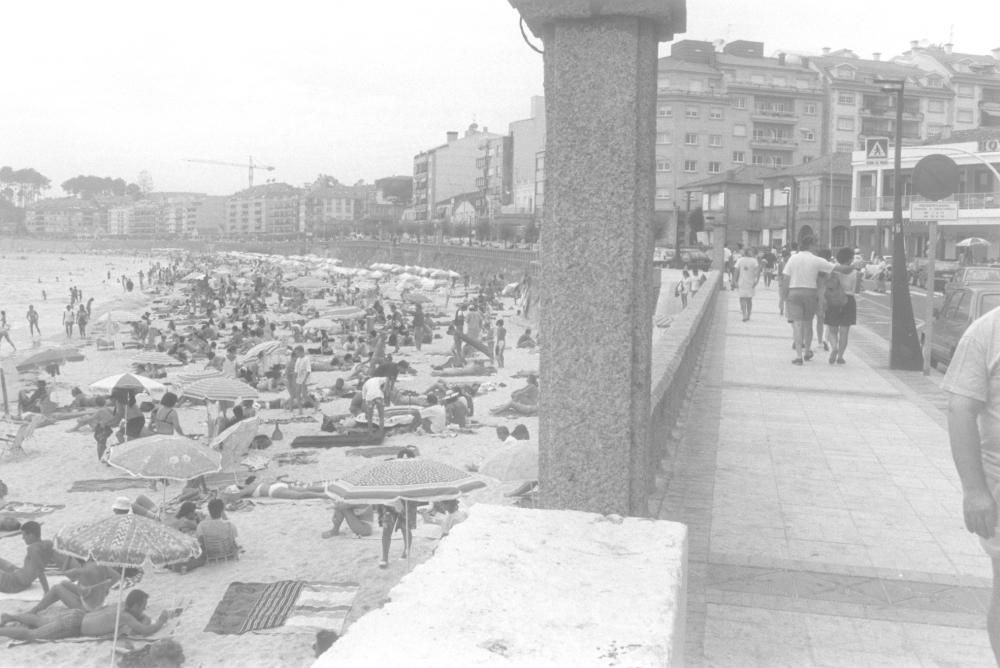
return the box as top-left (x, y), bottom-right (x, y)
top-left (751, 109), bottom-right (799, 122)
top-left (750, 136), bottom-right (798, 148)
top-left (853, 192), bottom-right (1000, 212)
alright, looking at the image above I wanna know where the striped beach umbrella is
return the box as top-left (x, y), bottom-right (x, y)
top-left (171, 369), bottom-right (223, 386)
top-left (90, 372), bottom-right (166, 396)
top-left (324, 458), bottom-right (488, 505)
top-left (181, 376), bottom-right (259, 403)
top-left (131, 351), bottom-right (184, 367)
top-left (15, 347), bottom-right (85, 373)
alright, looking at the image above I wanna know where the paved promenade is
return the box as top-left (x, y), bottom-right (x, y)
top-left (652, 282), bottom-right (995, 666)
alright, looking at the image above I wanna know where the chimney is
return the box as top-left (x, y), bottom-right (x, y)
top-left (778, 53), bottom-right (786, 65)
top-left (446, 131), bottom-right (458, 143)
top-left (910, 40), bottom-right (920, 50)
top-left (872, 52), bottom-right (881, 61)
top-left (822, 47), bottom-right (831, 56)
top-left (944, 43), bottom-right (953, 54)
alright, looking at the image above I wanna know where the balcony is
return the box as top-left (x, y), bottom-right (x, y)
top-left (852, 192), bottom-right (1000, 213)
top-left (657, 88), bottom-right (730, 101)
top-left (726, 79), bottom-right (823, 96)
top-left (750, 135), bottom-right (798, 149)
top-left (751, 109), bottom-right (798, 123)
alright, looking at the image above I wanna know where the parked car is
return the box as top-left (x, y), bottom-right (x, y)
top-left (945, 266), bottom-right (1000, 293)
top-left (909, 258), bottom-right (960, 292)
top-left (930, 284), bottom-right (1000, 369)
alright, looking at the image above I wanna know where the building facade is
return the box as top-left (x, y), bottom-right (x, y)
top-left (508, 96), bottom-right (546, 216)
top-left (412, 124), bottom-right (501, 221)
top-left (300, 176), bottom-right (361, 236)
top-left (680, 166), bottom-right (776, 247)
top-left (225, 183), bottom-right (301, 238)
top-left (23, 198), bottom-right (104, 236)
top-left (759, 152), bottom-right (853, 248)
top-left (849, 129), bottom-right (1000, 259)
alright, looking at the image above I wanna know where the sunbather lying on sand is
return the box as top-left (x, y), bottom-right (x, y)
top-left (489, 375), bottom-right (539, 416)
top-left (225, 476), bottom-right (331, 500)
top-left (0, 589), bottom-right (168, 642)
top-left (27, 560), bottom-right (118, 614)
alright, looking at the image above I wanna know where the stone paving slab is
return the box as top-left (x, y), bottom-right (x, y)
top-left (653, 283), bottom-right (995, 666)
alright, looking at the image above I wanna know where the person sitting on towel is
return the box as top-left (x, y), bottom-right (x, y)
top-left (489, 375), bottom-right (539, 416)
top-left (0, 521), bottom-right (51, 594)
top-left (516, 328), bottom-right (536, 349)
top-left (27, 559), bottom-right (119, 614)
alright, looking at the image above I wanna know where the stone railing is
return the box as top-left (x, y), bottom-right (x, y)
top-left (646, 271), bottom-right (721, 511)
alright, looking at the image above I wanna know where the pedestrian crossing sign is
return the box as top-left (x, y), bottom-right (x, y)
top-left (866, 137), bottom-right (889, 162)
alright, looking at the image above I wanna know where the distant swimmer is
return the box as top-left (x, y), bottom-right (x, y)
top-left (41, 290), bottom-right (46, 301)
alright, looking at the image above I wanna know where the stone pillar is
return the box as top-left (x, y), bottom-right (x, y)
top-left (509, 0), bottom-right (686, 516)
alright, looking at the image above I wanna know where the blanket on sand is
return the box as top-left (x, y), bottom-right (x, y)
top-left (204, 580), bottom-right (360, 635)
top-left (0, 501), bottom-right (66, 517)
top-left (68, 478), bottom-right (154, 493)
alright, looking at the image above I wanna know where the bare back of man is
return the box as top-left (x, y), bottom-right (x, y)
top-left (30, 562), bottom-right (117, 614)
top-left (81, 605), bottom-right (166, 637)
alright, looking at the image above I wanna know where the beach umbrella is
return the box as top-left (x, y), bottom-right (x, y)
top-left (108, 435), bottom-right (221, 482)
top-left (91, 373), bottom-right (166, 396)
top-left (324, 458), bottom-right (488, 506)
top-left (15, 347), bottom-right (85, 373)
top-left (305, 317), bottom-right (336, 330)
top-left (53, 513), bottom-right (200, 667)
top-left (181, 376), bottom-right (259, 403)
top-left (286, 276), bottom-right (328, 290)
top-left (181, 271), bottom-right (206, 282)
top-left (131, 351), bottom-right (184, 367)
top-left (210, 418), bottom-right (260, 471)
top-left (238, 340), bottom-right (284, 364)
top-left (431, 269), bottom-right (449, 279)
top-left (326, 305), bottom-right (366, 320)
top-left (95, 310), bottom-right (144, 324)
top-left (956, 237), bottom-right (991, 247)
top-left (479, 441), bottom-right (539, 482)
top-left (447, 270), bottom-right (461, 278)
top-left (171, 368), bottom-right (224, 387)
top-left (403, 293), bottom-right (431, 304)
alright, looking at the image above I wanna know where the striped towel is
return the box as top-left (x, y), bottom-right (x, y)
top-left (266, 582), bottom-right (361, 635)
top-left (239, 580), bottom-right (305, 634)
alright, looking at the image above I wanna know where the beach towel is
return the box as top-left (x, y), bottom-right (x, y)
top-left (345, 445), bottom-right (408, 458)
top-left (272, 451), bottom-right (318, 466)
top-left (262, 582), bottom-right (361, 635)
top-left (290, 430), bottom-right (384, 449)
top-left (204, 580), bottom-right (305, 634)
top-left (0, 501), bottom-right (66, 517)
top-left (69, 478), bottom-right (155, 493)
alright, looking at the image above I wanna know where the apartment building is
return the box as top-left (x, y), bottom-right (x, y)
top-left (23, 197), bottom-right (104, 236)
top-left (812, 49), bottom-right (952, 153)
top-left (299, 176), bottom-right (361, 235)
top-left (150, 193), bottom-right (206, 237)
top-left (894, 42), bottom-right (1000, 134)
top-left (759, 152), bottom-right (853, 248)
top-left (508, 96), bottom-right (546, 216)
top-left (413, 124), bottom-right (501, 221)
top-left (680, 165), bottom-right (776, 246)
top-left (657, 40), bottom-right (825, 235)
top-left (224, 183), bottom-right (300, 238)
top-left (476, 134), bottom-right (513, 219)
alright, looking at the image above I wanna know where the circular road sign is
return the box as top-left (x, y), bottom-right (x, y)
top-left (913, 154), bottom-right (959, 201)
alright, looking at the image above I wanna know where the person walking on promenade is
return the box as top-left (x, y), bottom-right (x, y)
top-left (782, 236), bottom-right (834, 365)
top-left (776, 249), bottom-right (791, 317)
top-left (675, 271), bottom-right (690, 309)
top-left (941, 304), bottom-right (1000, 664)
top-left (76, 305), bottom-right (89, 339)
top-left (815, 248), bottom-right (834, 352)
top-left (735, 248), bottom-right (760, 321)
top-left (823, 248), bottom-right (858, 365)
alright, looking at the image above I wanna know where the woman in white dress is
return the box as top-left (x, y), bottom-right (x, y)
top-left (735, 248), bottom-right (761, 321)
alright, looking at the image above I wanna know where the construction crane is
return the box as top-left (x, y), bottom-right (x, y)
top-left (184, 156), bottom-right (276, 189)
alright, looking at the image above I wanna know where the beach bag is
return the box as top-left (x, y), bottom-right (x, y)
top-left (271, 424), bottom-right (283, 441)
top-left (825, 273), bottom-right (848, 308)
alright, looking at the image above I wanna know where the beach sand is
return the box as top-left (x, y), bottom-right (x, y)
top-left (0, 254), bottom-right (540, 667)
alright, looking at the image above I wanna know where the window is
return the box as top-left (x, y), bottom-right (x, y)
top-left (751, 74), bottom-right (765, 84)
top-left (656, 159), bottom-right (671, 172)
top-left (804, 103), bottom-right (817, 115)
top-left (836, 141), bottom-right (855, 152)
top-left (734, 96), bottom-right (746, 109)
top-left (685, 106), bottom-right (699, 118)
top-left (655, 188), bottom-right (672, 200)
top-left (958, 84), bottom-right (975, 98)
top-left (709, 107), bottom-right (723, 120)
top-left (657, 105), bottom-right (673, 117)
top-left (801, 129), bottom-right (816, 141)
top-left (733, 123), bottom-right (747, 137)
top-left (683, 160), bottom-right (698, 173)
top-left (689, 80), bottom-right (703, 92)
top-left (837, 116), bottom-right (855, 131)
top-left (748, 193), bottom-right (760, 210)
top-left (928, 99), bottom-right (945, 113)
top-left (773, 76), bottom-right (786, 87)
top-left (708, 161), bottom-right (721, 174)
top-left (656, 132), bottom-right (672, 144)
top-left (659, 77), bottom-right (670, 89)
top-left (958, 109), bottom-right (974, 123)
top-left (926, 75), bottom-right (943, 88)
top-left (732, 151), bottom-right (745, 164)
top-left (927, 124), bottom-right (946, 138)
top-left (838, 92), bottom-right (856, 105)
top-left (709, 134), bottom-right (722, 147)
top-left (684, 132), bottom-right (699, 145)
top-left (836, 65), bottom-right (855, 80)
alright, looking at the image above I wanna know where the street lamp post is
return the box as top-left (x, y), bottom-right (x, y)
top-left (877, 77), bottom-right (923, 370)
top-left (782, 185), bottom-right (792, 244)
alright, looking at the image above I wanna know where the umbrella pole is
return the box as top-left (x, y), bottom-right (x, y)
top-left (109, 567), bottom-right (126, 668)
top-left (404, 500), bottom-right (411, 572)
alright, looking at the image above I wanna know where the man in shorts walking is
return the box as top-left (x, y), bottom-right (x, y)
top-left (781, 236), bottom-right (834, 365)
top-left (943, 305), bottom-right (1000, 662)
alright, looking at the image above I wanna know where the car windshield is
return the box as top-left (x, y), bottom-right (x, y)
top-left (964, 269), bottom-right (1000, 283)
top-left (982, 294), bottom-right (1000, 315)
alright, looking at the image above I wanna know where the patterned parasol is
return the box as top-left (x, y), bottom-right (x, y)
top-left (325, 458), bottom-right (488, 505)
top-left (172, 369), bottom-right (223, 386)
top-left (181, 376), bottom-right (259, 402)
top-left (304, 318), bottom-right (336, 330)
top-left (90, 372), bottom-right (166, 396)
top-left (15, 347), bottom-right (85, 373)
top-left (239, 340), bottom-right (284, 364)
top-left (108, 435), bottom-right (222, 482)
top-left (131, 351), bottom-right (184, 367)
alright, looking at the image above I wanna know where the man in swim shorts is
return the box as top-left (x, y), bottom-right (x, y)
top-left (0, 521), bottom-right (50, 594)
top-left (0, 608), bottom-right (86, 641)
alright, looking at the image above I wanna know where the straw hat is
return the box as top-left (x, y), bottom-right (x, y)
top-left (111, 496), bottom-right (132, 512)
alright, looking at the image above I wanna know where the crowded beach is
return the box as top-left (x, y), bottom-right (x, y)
top-left (0, 249), bottom-right (542, 667)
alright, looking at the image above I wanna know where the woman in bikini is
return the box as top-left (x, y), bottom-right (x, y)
top-left (149, 392), bottom-right (184, 436)
top-left (226, 476), bottom-right (331, 500)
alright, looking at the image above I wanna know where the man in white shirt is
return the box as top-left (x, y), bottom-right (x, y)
top-left (293, 345), bottom-right (311, 415)
top-left (781, 236), bottom-right (835, 365)
top-left (361, 375), bottom-right (387, 431)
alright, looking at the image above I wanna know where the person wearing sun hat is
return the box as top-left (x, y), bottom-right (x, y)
top-left (111, 496), bottom-right (158, 519)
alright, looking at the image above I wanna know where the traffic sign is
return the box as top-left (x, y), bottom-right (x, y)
top-left (866, 137), bottom-right (889, 162)
top-left (913, 154), bottom-right (959, 201)
top-left (910, 201), bottom-right (959, 221)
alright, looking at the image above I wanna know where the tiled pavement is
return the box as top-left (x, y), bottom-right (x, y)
top-left (652, 283), bottom-right (995, 667)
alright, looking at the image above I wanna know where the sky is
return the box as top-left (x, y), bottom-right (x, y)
top-left (2, 0), bottom-right (997, 197)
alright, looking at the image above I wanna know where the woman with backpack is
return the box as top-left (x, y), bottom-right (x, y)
top-left (823, 247), bottom-right (859, 365)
